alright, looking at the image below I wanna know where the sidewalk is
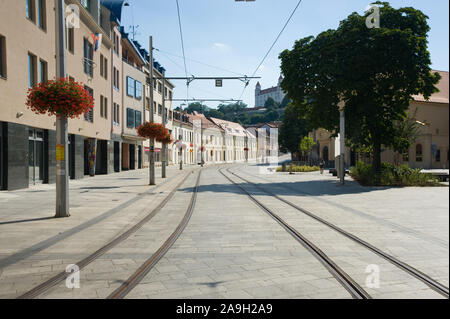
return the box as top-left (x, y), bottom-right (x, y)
top-left (0, 165), bottom-right (199, 296)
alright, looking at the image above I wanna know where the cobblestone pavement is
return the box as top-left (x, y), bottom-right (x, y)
top-left (0, 163), bottom-right (448, 299)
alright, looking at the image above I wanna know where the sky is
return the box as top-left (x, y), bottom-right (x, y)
top-left (121, 0), bottom-right (449, 110)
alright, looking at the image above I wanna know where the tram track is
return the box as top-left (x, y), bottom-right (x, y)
top-left (225, 167), bottom-right (449, 299)
top-left (17, 170), bottom-right (200, 299)
top-left (219, 168), bottom-right (371, 299)
top-left (107, 170), bottom-right (202, 299)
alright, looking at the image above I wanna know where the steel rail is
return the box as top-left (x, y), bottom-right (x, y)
top-left (17, 170), bottom-right (196, 299)
top-left (219, 168), bottom-right (371, 299)
top-left (107, 170), bottom-right (202, 299)
top-left (228, 167), bottom-right (450, 299)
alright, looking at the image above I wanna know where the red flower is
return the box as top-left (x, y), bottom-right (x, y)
top-left (25, 78), bottom-right (94, 119)
top-left (137, 122), bottom-right (168, 142)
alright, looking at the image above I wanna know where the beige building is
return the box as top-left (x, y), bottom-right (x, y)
top-left (315, 70), bottom-right (449, 170)
top-left (0, 0), bottom-right (114, 190)
top-left (171, 111), bottom-right (194, 165)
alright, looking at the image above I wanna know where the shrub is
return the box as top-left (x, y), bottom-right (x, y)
top-left (276, 165), bottom-right (320, 172)
top-left (350, 161), bottom-right (440, 186)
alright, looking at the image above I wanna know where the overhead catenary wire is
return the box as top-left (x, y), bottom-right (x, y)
top-left (155, 48), bottom-right (246, 77)
top-left (175, 0), bottom-right (189, 102)
top-left (238, 0), bottom-right (304, 101)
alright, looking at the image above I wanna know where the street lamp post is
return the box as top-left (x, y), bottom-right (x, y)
top-left (55, 0), bottom-right (69, 218)
top-left (179, 103), bottom-right (186, 170)
top-left (162, 74), bottom-right (167, 178)
top-left (148, 36), bottom-right (155, 185)
top-left (338, 101), bottom-right (345, 185)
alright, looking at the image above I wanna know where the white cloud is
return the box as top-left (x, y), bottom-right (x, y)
top-left (212, 42), bottom-right (231, 52)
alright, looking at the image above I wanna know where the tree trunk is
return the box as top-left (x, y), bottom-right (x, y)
top-left (372, 143), bottom-right (382, 174)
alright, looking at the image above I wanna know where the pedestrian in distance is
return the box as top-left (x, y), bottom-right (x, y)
top-left (319, 158), bottom-right (325, 175)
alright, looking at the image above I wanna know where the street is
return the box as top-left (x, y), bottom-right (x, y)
top-left (0, 164), bottom-right (448, 299)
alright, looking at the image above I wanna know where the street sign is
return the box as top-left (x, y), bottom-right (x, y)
top-left (215, 79), bottom-right (223, 87)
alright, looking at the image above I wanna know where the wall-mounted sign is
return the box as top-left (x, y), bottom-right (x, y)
top-left (215, 79), bottom-right (223, 87)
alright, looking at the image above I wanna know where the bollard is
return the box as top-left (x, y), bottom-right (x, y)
top-left (282, 163), bottom-right (286, 172)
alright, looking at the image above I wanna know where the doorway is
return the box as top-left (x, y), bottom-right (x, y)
top-left (28, 129), bottom-right (44, 185)
top-left (114, 141), bottom-right (120, 172)
top-left (129, 144), bottom-right (135, 170)
top-left (138, 145), bottom-right (142, 169)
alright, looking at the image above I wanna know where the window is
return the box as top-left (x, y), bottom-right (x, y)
top-left (39, 59), bottom-right (47, 83)
top-left (99, 55), bottom-right (108, 79)
top-left (113, 103), bottom-right (120, 125)
top-left (153, 102), bottom-right (157, 114)
top-left (37, 0), bottom-right (46, 30)
top-left (146, 98), bottom-right (150, 110)
top-left (169, 90), bottom-right (172, 101)
top-left (80, 0), bottom-right (91, 12)
top-left (126, 76), bottom-right (135, 97)
top-left (164, 87), bottom-right (167, 98)
top-left (0, 35), bottom-right (6, 78)
top-left (126, 108), bottom-right (135, 128)
top-left (158, 82), bottom-right (162, 93)
top-left (416, 144), bottom-right (423, 162)
top-left (135, 80), bottom-right (142, 99)
top-left (153, 79), bottom-right (157, 90)
top-left (103, 57), bottom-right (108, 79)
top-left (83, 38), bottom-right (93, 77)
top-left (68, 27), bottom-right (74, 53)
top-left (100, 55), bottom-right (104, 77)
top-left (135, 111), bottom-right (142, 128)
top-left (28, 53), bottom-right (37, 88)
top-left (100, 95), bottom-right (107, 118)
top-left (158, 104), bottom-right (162, 115)
top-left (104, 97), bottom-right (108, 119)
top-left (26, 0), bottom-right (35, 22)
top-left (436, 149), bottom-right (441, 162)
top-left (84, 86), bottom-right (94, 122)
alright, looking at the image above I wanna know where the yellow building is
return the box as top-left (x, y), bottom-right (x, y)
top-left (315, 71), bottom-right (449, 169)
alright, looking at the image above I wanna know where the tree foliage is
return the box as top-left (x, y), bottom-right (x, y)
top-left (279, 103), bottom-right (309, 157)
top-left (299, 136), bottom-right (316, 157)
top-left (280, 1), bottom-right (440, 173)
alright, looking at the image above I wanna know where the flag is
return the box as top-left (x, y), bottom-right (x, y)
top-left (91, 33), bottom-right (102, 52)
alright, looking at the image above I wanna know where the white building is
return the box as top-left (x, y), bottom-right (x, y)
top-left (255, 75), bottom-right (286, 107)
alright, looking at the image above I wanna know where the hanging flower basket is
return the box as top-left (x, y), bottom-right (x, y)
top-left (137, 122), bottom-right (168, 141)
top-left (198, 146), bottom-right (206, 152)
top-left (190, 143), bottom-right (194, 148)
top-left (26, 78), bottom-right (94, 118)
top-left (159, 133), bottom-right (174, 145)
top-left (244, 147), bottom-right (249, 151)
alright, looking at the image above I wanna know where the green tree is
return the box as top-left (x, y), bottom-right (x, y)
top-left (280, 96), bottom-right (290, 109)
top-left (186, 102), bottom-right (209, 114)
top-left (207, 109), bottom-right (225, 119)
top-left (279, 103), bottom-right (309, 159)
top-left (390, 108), bottom-right (423, 164)
top-left (264, 97), bottom-right (279, 110)
top-left (280, 2), bottom-right (440, 173)
top-left (299, 136), bottom-right (316, 162)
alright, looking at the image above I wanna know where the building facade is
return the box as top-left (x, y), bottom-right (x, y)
top-left (0, 0), bottom-right (114, 190)
top-left (255, 75), bottom-right (285, 107)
